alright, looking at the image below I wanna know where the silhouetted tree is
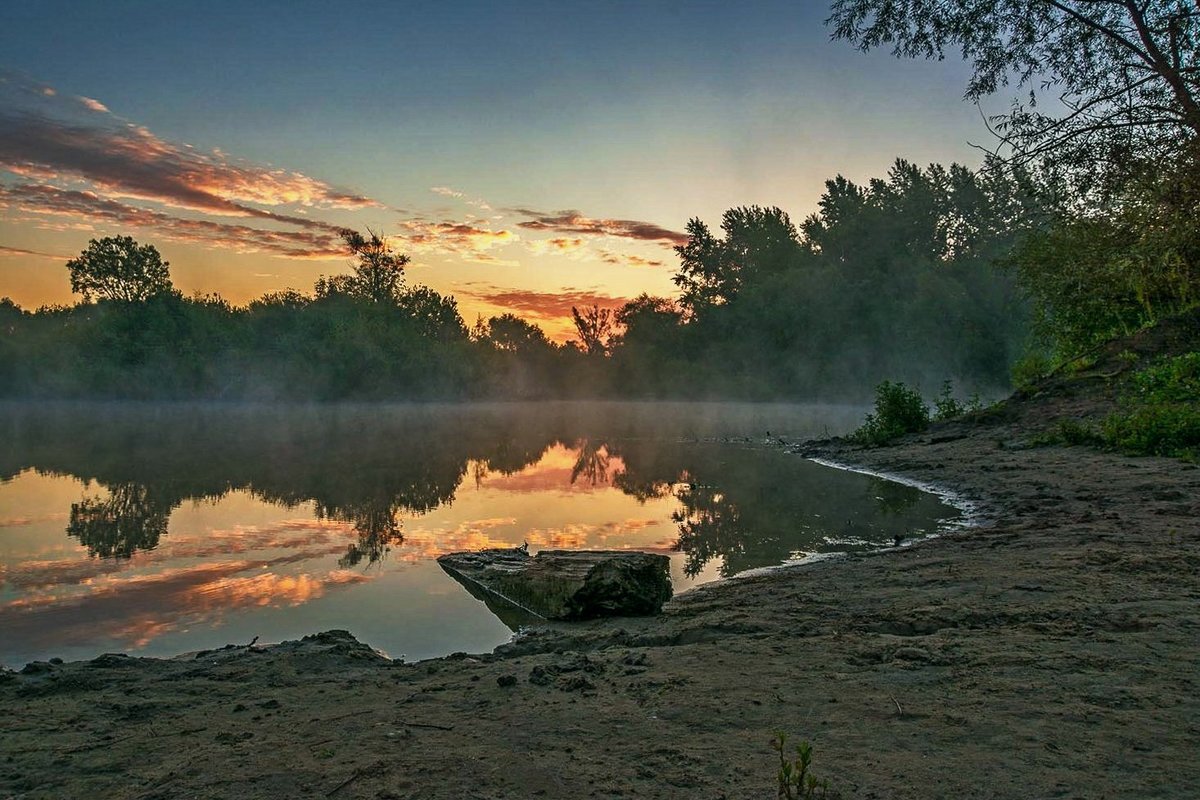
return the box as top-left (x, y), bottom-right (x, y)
top-left (66, 236), bottom-right (173, 303)
top-left (316, 229), bottom-right (409, 304)
top-left (480, 313), bottom-right (551, 352)
top-left (571, 305), bottom-right (615, 356)
top-left (673, 206), bottom-right (801, 315)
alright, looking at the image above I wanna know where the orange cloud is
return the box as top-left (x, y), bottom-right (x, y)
top-left (183, 569), bottom-right (368, 613)
top-left (397, 517), bottom-right (518, 562)
top-left (0, 102), bottom-right (377, 220)
top-left (0, 556), bottom-right (374, 656)
top-left (527, 237), bottom-right (587, 255)
top-left (397, 219), bottom-right (518, 261)
top-left (524, 519), bottom-right (663, 551)
top-left (597, 249), bottom-right (666, 268)
top-left (512, 208), bottom-right (687, 247)
top-left (459, 283), bottom-right (635, 321)
top-left (1, 184), bottom-right (349, 259)
top-left (0, 244), bottom-right (68, 260)
top-left (430, 186), bottom-right (492, 211)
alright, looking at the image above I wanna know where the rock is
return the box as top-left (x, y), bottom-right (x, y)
top-left (20, 661), bottom-right (55, 675)
top-left (497, 674), bottom-right (518, 688)
top-left (528, 665), bottom-right (558, 686)
top-left (558, 675), bottom-right (596, 693)
top-left (437, 547), bottom-right (672, 621)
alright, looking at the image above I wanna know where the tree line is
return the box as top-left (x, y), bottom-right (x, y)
top-left (0, 161), bottom-right (1029, 402)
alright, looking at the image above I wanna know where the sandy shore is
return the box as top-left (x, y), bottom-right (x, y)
top-left (3, 353), bottom-right (1199, 798)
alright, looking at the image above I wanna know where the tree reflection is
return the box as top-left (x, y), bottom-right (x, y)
top-left (569, 439), bottom-right (611, 486)
top-left (4, 404), bottom-right (957, 573)
top-left (671, 481), bottom-right (746, 578)
top-left (66, 482), bottom-right (172, 558)
top-left (11, 405), bottom-right (567, 562)
top-left (317, 500), bottom-right (405, 569)
top-left (606, 440), bottom-right (956, 578)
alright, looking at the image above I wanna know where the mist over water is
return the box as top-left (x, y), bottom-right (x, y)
top-left (0, 402), bottom-right (960, 666)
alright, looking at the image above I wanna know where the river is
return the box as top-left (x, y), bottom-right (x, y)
top-left (0, 401), bottom-right (962, 666)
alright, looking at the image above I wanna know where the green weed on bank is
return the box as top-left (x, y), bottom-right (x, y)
top-left (1103, 353), bottom-right (1200, 459)
top-left (1035, 354), bottom-right (1200, 460)
top-left (849, 381), bottom-right (930, 446)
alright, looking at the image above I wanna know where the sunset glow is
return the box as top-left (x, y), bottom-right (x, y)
top-left (0, 2), bottom-right (982, 338)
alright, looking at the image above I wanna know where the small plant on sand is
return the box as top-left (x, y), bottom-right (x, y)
top-left (771, 733), bottom-right (830, 799)
top-left (851, 381), bottom-right (930, 446)
top-left (932, 380), bottom-right (984, 421)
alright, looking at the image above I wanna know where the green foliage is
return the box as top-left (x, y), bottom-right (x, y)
top-left (1030, 419), bottom-right (1104, 449)
top-left (66, 236), bottom-right (174, 303)
top-left (1123, 352), bottom-right (1200, 405)
top-left (673, 206), bottom-right (801, 313)
top-left (1006, 180), bottom-right (1199, 359)
top-left (1011, 350), bottom-right (1053, 389)
top-left (1030, 355), bottom-right (1200, 460)
top-left (658, 160), bottom-right (1032, 398)
top-left (1102, 354), bottom-right (1200, 459)
top-left (851, 381), bottom-right (930, 446)
top-left (771, 733), bottom-right (831, 800)
top-left (1102, 405), bottom-right (1200, 461)
top-left (932, 380), bottom-right (982, 420)
top-left (827, 2), bottom-right (1200, 191)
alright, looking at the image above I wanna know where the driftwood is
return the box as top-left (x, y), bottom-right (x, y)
top-left (437, 547), bottom-right (672, 622)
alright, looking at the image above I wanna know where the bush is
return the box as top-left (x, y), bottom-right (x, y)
top-left (1101, 354), bottom-right (1200, 459)
top-left (851, 381), bottom-right (930, 446)
top-left (932, 380), bottom-right (983, 420)
top-left (1011, 350), bottom-right (1053, 389)
top-left (1103, 404), bottom-right (1200, 459)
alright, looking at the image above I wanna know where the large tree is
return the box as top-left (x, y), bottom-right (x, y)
top-left (673, 206), bottom-right (802, 315)
top-left (66, 236), bottom-right (173, 303)
top-left (828, 1), bottom-right (1200, 186)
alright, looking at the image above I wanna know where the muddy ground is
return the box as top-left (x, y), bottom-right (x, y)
top-left (3, 333), bottom-right (1199, 799)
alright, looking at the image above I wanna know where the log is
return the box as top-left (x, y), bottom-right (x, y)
top-left (437, 547), bottom-right (672, 621)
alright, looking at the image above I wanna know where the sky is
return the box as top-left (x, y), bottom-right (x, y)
top-left (0, 0), bottom-right (988, 339)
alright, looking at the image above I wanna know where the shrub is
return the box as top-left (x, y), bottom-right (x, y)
top-left (1011, 350), bottom-right (1053, 389)
top-left (1101, 354), bottom-right (1200, 459)
top-left (932, 380), bottom-right (984, 421)
top-left (1103, 404), bottom-right (1200, 459)
top-left (851, 381), bottom-right (930, 446)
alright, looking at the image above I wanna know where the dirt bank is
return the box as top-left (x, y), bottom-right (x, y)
top-left (3, 334), bottom-right (1199, 799)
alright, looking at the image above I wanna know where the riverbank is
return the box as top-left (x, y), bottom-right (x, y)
top-left (3, 341), bottom-right (1199, 798)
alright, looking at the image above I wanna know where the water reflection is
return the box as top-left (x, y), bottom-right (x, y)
top-left (67, 482), bottom-right (171, 558)
top-left (0, 402), bottom-right (955, 663)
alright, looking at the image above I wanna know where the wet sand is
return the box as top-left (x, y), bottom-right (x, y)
top-left (3, 350), bottom-right (1199, 798)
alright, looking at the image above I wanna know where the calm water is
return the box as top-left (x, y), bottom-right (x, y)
top-left (0, 402), bottom-right (960, 666)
